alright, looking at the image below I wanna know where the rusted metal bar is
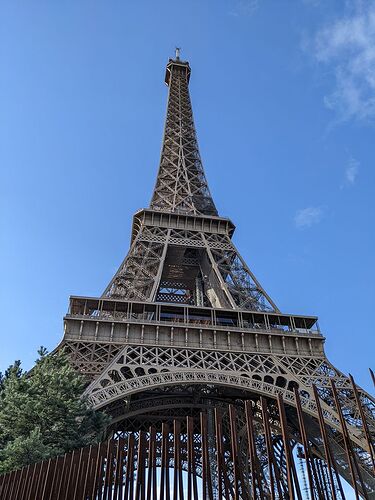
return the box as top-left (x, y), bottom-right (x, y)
top-left (245, 401), bottom-right (257, 499)
top-left (228, 405), bottom-right (240, 500)
top-left (48, 456), bottom-right (61, 500)
top-left (270, 442), bottom-right (284, 500)
top-left (333, 462), bottom-right (346, 500)
top-left (260, 398), bottom-right (275, 500)
top-left (277, 394), bottom-right (303, 500)
top-left (71, 448), bottom-right (83, 500)
top-left (118, 438), bottom-right (127, 500)
top-left (45, 457), bottom-right (58, 500)
top-left (160, 423), bottom-right (168, 500)
top-left (173, 420), bottom-right (184, 500)
top-left (6, 467), bottom-right (16, 500)
top-left (316, 459), bottom-right (328, 499)
top-left (66, 450), bottom-right (78, 500)
top-left (214, 408), bottom-right (225, 500)
top-left (290, 452), bottom-right (303, 500)
top-left (19, 465), bottom-right (31, 500)
top-left (245, 400), bottom-right (265, 500)
top-left (293, 387), bottom-right (317, 500)
top-left (108, 440), bottom-right (117, 500)
top-left (186, 417), bottom-right (193, 500)
top-left (173, 420), bottom-right (179, 500)
top-left (200, 412), bottom-right (214, 500)
top-left (152, 431), bottom-right (157, 500)
top-left (124, 434), bottom-right (135, 500)
top-left (261, 398), bottom-right (283, 499)
top-left (135, 431), bottom-right (146, 500)
top-left (27, 463), bottom-right (38, 500)
top-left (86, 445), bottom-right (99, 500)
top-left (7, 468), bottom-right (17, 500)
top-left (165, 425), bottom-right (171, 500)
top-left (7, 468), bottom-right (18, 500)
top-left (349, 374), bottom-right (375, 474)
top-left (129, 434), bottom-right (136, 500)
top-left (3, 471), bottom-right (13, 500)
top-left (32, 462), bottom-right (42, 500)
top-left (94, 443), bottom-right (107, 500)
top-left (12, 466), bottom-right (24, 500)
top-left (55, 453), bottom-right (67, 500)
top-left (312, 385), bottom-right (337, 500)
top-left (277, 394), bottom-right (295, 499)
top-left (330, 379), bottom-right (368, 500)
top-left (0, 472), bottom-right (8, 498)
top-left (0, 472), bottom-right (6, 499)
top-left (81, 445), bottom-right (93, 500)
top-left (187, 416), bottom-right (198, 500)
top-left (11, 468), bottom-right (20, 500)
top-left (112, 440), bottom-right (122, 500)
top-left (146, 427), bottom-right (155, 500)
top-left (34, 460), bottom-right (45, 500)
top-left (103, 440), bottom-right (113, 500)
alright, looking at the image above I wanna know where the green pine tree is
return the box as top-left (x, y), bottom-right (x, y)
top-left (0, 348), bottom-right (109, 473)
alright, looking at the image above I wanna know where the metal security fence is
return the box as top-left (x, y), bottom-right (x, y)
top-left (0, 387), bottom-right (374, 500)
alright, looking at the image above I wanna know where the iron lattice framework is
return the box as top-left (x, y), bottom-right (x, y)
top-left (2, 52), bottom-right (374, 499)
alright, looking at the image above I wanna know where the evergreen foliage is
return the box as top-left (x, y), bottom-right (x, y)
top-left (0, 348), bottom-right (109, 473)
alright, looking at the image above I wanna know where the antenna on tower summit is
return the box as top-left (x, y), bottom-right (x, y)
top-left (175, 47), bottom-right (181, 60)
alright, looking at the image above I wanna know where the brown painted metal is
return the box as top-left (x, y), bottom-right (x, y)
top-left (173, 421), bottom-right (179, 500)
top-left (124, 434), bottom-right (135, 500)
top-left (349, 373), bottom-right (375, 474)
top-left (186, 416), bottom-right (198, 500)
top-left (229, 405), bottom-right (242, 500)
top-left (245, 400), bottom-right (265, 500)
top-left (312, 384), bottom-right (338, 500)
top-left (172, 420), bottom-right (183, 500)
top-left (1, 400), bottom-right (374, 499)
top-left (146, 427), bottom-right (155, 500)
top-left (260, 398), bottom-right (275, 500)
top-left (245, 401), bottom-right (257, 499)
top-left (214, 408), bottom-right (229, 500)
top-left (160, 423), bottom-right (168, 500)
top-left (333, 463), bottom-right (346, 500)
top-left (81, 445), bottom-right (94, 500)
top-left (260, 397), bottom-right (283, 499)
top-left (293, 387), bottom-right (318, 500)
top-left (330, 379), bottom-right (368, 499)
top-left (186, 416), bottom-right (193, 500)
top-left (200, 412), bottom-right (214, 500)
top-left (277, 394), bottom-right (296, 499)
top-left (135, 430), bottom-right (146, 500)
top-left (316, 459), bottom-right (328, 500)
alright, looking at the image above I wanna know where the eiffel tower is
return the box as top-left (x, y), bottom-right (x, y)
top-left (55, 49), bottom-right (375, 498)
top-left (2, 51), bottom-right (374, 499)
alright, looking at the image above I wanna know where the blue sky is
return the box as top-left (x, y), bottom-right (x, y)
top-left (0, 0), bottom-right (374, 393)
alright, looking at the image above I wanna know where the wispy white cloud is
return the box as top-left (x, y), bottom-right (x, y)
top-left (312, 2), bottom-right (375, 122)
top-left (228, 0), bottom-right (259, 17)
top-left (342, 156), bottom-right (360, 187)
top-left (294, 206), bottom-right (323, 228)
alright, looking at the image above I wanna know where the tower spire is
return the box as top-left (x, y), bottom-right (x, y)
top-left (150, 56), bottom-right (218, 216)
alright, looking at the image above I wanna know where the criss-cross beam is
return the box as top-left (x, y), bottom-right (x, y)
top-left (150, 57), bottom-right (217, 216)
